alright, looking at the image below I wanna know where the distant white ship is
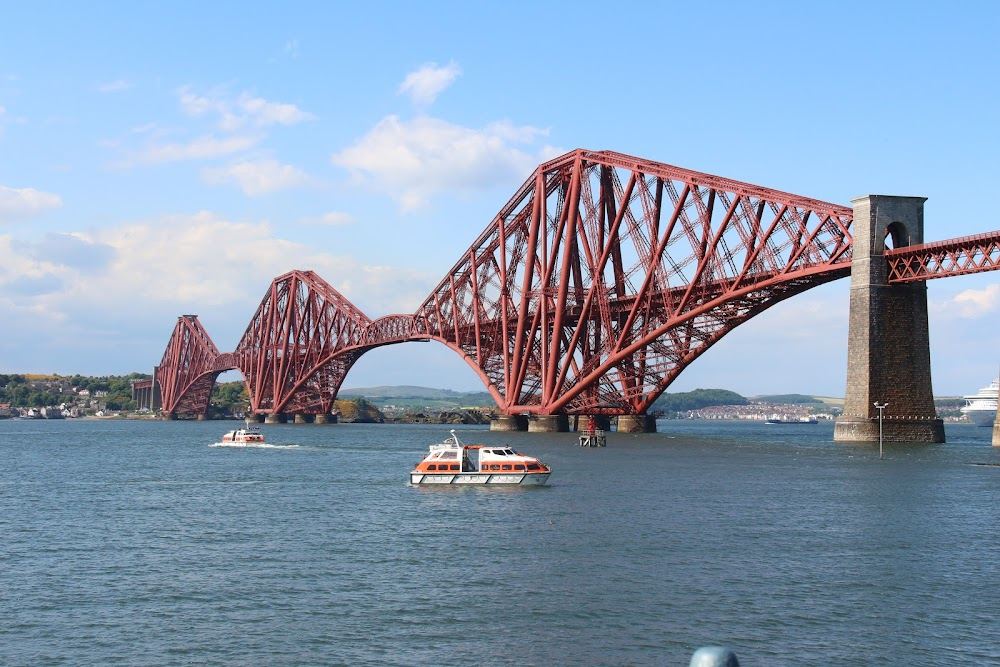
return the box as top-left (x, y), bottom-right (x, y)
top-left (961, 378), bottom-right (999, 427)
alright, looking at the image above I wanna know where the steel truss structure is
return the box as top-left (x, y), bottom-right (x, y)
top-left (411, 150), bottom-right (854, 414)
top-left (158, 315), bottom-right (224, 415)
top-left (885, 230), bottom-right (1000, 283)
top-left (152, 149), bottom-right (1000, 418)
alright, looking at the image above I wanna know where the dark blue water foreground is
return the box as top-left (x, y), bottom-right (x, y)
top-left (3, 419), bottom-right (1000, 666)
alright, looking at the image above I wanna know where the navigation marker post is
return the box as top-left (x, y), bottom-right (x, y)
top-left (874, 401), bottom-right (888, 460)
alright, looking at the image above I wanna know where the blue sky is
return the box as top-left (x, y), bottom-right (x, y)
top-left (2, 2), bottom-right (999, 398)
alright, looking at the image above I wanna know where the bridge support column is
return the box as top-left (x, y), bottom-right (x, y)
top-left (196, 413), bottom-right (208, 421)
top-left (616, 414), bottom-right (657, 433)
top-left (293, 414), bottom-right (312, 424)
top-left (264, 413), bottom-right (287, 424)
top-left (490, 415), bottom-right (528, 431)
top-left (834, 195), bottom-right (944, 443)
top-left (573, 415), bottom-right (611, 431)
top-left (314, 413), bottom-right (338, 424)
top-left (162, 412), bottom-right (177, 421)
top-left (528, 414), bottom-right (570, 432)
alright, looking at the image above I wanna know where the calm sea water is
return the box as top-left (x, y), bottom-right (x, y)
top-left (2, 418), bottom-right (1000, 666)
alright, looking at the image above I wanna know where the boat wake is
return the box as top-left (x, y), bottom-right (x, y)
top-left (210, 442), bottom-right (301, 450)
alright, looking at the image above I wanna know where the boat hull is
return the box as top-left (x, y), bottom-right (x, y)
top-left (410, 472), bottom-right (550, 486)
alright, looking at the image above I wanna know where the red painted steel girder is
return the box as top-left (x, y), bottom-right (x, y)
top-left (415, 149), bottom-right (855, 415)
top-left (885, 230), bottom-right (1000, 283)
top-left (233, 270), bottom-right (373, 415)
top-left (157, 315), bottom-right (223, 416)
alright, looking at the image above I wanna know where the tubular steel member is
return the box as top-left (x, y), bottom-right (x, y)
top-left (150, 150), bottom-right (1000, 434)
top-left (232, 270), bottom-right (374, 419)
top-left (834, 196), bottom-right (944, 443)
top-left (156, 315), bottom-right (227, 418)
top-left (413, 149), bottom-right (854, 425)
top-left (885, 230), bottom-right (1000, 283)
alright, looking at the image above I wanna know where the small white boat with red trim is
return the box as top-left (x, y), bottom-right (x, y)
top-left (410, 430), bottom-right (552, 485)
top-left (220, 422), bottom-right (266, 445)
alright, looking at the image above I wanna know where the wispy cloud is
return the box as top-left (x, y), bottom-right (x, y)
top-left (945, 284), bottom-right (1000, 318)
top-left (0, 185), bottom-right (63, 223)
top-left (332, 115), bottom-right (558, 211)
top-left (398, 62), bottom-right (461, 107)
top-left (177, 86), bottom-right (315, 131)
top-left (202, 159), bottom-right (313, 196)
top-left (98, 79), bottom-right (131, 93)
top-left (0, 212), bottom-right (438, 358)
top-left (300, 211), bottom-right (355, 226)
top-left (120, 133), bottom-right (262, 167)
top-left (107, 87), bottom-right (314, 168)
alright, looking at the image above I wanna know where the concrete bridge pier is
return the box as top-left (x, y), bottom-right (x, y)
top-left (314, 413), bottom-right (338, 424)
top-left (264, 413), bottom-right (287, 424)
top-left (573, 415), bottom-right (611, 431)
top-left (293, 414), bottom-right (312, 424)
top-left (833, 195), bottom-right (945, 443)
top-left (528, 414), bottom-right (570, 432)
top-left (616, 414), bottom-right (657, 433)
top-left (490, 414), bottom-right (528, 431)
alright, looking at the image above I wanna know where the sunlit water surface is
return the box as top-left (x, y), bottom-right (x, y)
top-left (3, 419), bottom-right (1000, 666)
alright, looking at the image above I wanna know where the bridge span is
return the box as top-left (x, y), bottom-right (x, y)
top-left (144, 149), bottom-right (1000, 441)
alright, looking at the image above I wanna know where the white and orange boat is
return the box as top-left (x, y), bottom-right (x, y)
top-left (410, 430), bottom-right (552, 486)
top-left (220, 423), bottom-right (266, 445)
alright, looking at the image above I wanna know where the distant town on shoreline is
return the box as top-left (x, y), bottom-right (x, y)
top-left (0, 372), bottom-right (972, 423)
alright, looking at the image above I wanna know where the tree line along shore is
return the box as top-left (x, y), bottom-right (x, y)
top-left (0, 373), bottom-right (970, 422)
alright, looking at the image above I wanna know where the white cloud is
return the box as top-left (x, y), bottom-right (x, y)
top-left (177, 86), bottom-right (315, 131)
top-left (0, 185), bottom-right (63, 223)
top-left (332, 115), bottom-right (557, 210)
top-left (3, 212), bottom-right (432, 314)
top-left (202, 159), bottom-right (313, 196)
top-left (301, 211), bottom-right (355, 226)
top-left (107, 87), bottom-right (315, 169)
top-left (98, 80), bottom-right (131, 93)
top-left (237, 94), bottom-right (313, 127)
top-left (398, 62), bottom-right (461, 106)
top-left (0, 213), bottom-right (440, 371)
top-left (122, 133), bottom-right (261, 166)
top-left (945, 283), bottom-right (1000, 318)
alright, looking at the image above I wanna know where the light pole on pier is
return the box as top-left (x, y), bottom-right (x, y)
top-left (873, 402), bottom-right (888, 460)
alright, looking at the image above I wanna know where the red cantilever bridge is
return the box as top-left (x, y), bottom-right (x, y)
top-left (147, 149), bottom-right (1000, 430)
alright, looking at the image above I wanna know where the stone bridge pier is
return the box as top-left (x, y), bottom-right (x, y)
top-left (833, 195), bottom-right (945, 443)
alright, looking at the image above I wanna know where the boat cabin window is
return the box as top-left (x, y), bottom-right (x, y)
top-left (440, 451), bottom-right (457, 459)
top-left (527, 463), bottom-right (540, 471)
top-left (501, 464), bottom-right (512, 471)
top-left (514, 465), bottom-right (525, 471)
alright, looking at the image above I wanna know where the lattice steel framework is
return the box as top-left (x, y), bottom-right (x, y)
top-left (886, 230), bottom-right (1000, 284)
top-left (412, 149), bottom-right (855, 414)
top-left (233, 270), bottom-right (373, 415)
top-left (157, 315), bottom-right (225, 416)
top-left (153, 148), bottom-right (1000, 418)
